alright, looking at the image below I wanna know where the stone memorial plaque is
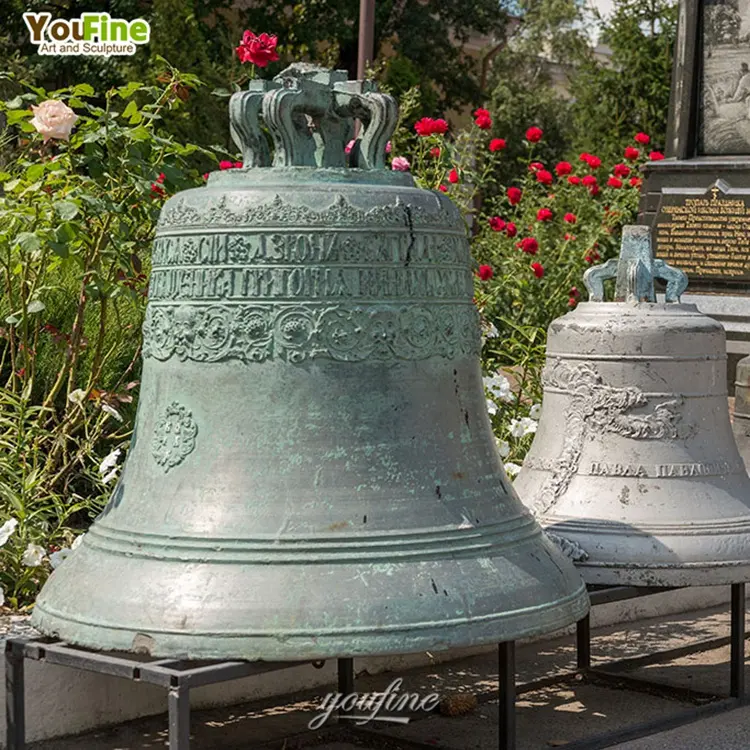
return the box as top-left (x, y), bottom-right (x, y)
top-left (699, 0), bottom-right (750, 155)
top-left (654, 183), bottom-right (750, 280)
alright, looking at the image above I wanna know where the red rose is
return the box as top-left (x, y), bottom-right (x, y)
top-left (438, 184), bottom-right (448, 192)
top-left (624, 146), bottom-right (640, 161)
top-left (567, 175), bottom-right (581, 185)
top-left (529, 161), bottom-right (545, 172)
top-left (582, 174), bottom-right (597, 187)
top-left (430, 146), bottom-right (441, 158)
top-left (531, 262), bottom-right (544, 279)
top-left (150, 182), bottom-right (165, 199)
top-left (489, 216), bottom-right (506, 232)
top-left (202, 172), bottom-right (209, 181)
top-left (489, 138), bottom-right (506, 152)
top-left (505, 222), bottom-right (517, 238)
top-left (613, 163), bottom-right (631, 177)
top-left (564, 233), bottom-right (576, 241)
top-left (536, 207), bottom-right (553, 222)
top-left (517, 237), bottom-right (539, 255)
top-left (507, 186), bottom-right (522, 205)
top-left (234, 161), bottom-right (243, 169)
top-left (555, 161), bottom-right (572, 176)
top-left (236, 31), bottom-right (280, 67)
top-left (475, 114), bottom-right (492, 129)
top-left (579, 152), bottom-right (591, 162)
top-left (219, 160), bottom-right (233, 170)
top-left (607, 176), bottom-right (623, 188)
top-left (584, 154), bottom-right (601, 169)
top-left (649, 151), bottom-right (665, 161)
top-left (568, 297), bottom-right (577, 308)
top-left (431, 118), bottom-right (449, 134)
top-left (635, 132), bottom-right (650, 144)
top-left (629, 176), bottom-right (643, 188)
top-left (564, 212), bottom-right (577, 224)
top-left (478, 264), bottom-right (493, 280)
top-left (448, 168), bottom-right (459, 184)
top-left (585, 255), bottom-right (593, 264)
top-left (525, 126), bottom-right (543, 142)
top-left (571, 286), bottom-right (580, 297)
top-left (536, 169), bottom-right (553, 185)
top-left (474, 108), bottom-right (491, 119)
top-left (590, 185), bottom-right (601, 196)
top-left (414, 117), bottom-right (434, 136)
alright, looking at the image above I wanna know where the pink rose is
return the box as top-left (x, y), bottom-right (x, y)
top-left (391, 156), bottom-right (411, 172)
top-left (30, 100), bottom-right (78, 142)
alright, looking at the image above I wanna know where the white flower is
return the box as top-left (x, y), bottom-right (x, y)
top-left (481, 320), bottom-right (500, 341)
top-left (102, 468), bottom-right (119, 484)
top-left (0, 586), bottom-right (5, 607)
top-left (496, 439), bottom-right (510, 458)
top-left (30, 100), bottom-right (78, 142)
top-left (71, 534), bottom-right (85, 550)
top-left (391, 156), bottom-right (411, 172)
top-left (504, 462), bottom-right (522, 478)
top-left (99, 448), bottom-right (121, 477)
top-left (484, 374), bottom-right (513, 403)
top-left (0, 518), bottom-right (19, 547)
top-left (101, 403), bottom-right (123, 422)
top-left (509, 417), bottom-right (538, 439)
top-left (486, 398), bottom-right (498, 416)
top-left (68, 388), bottom-right (86, 405)
top-left (49, 548), bottom-right (72, 569)
top-left (21, 543), bottom-right (45, 567)
top-left (529, 403), bottom-right (542, 420)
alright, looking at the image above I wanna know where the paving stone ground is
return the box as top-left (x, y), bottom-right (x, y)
top-left (26, 602), bottom-right (750, 749)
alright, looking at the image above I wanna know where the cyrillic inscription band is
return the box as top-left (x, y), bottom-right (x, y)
top-left (523, 455), bottom-right (744, 477)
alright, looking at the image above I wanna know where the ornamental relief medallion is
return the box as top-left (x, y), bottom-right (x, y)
top-left (151, 402), bottom-right (199, 472)
top-left (142, 303), bottom-right (480, 364)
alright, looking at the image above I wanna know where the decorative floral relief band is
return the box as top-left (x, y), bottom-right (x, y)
top-left (142, 302), bottom-right (481, 364)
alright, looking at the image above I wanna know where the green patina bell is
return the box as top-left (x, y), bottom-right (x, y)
top-left (32, 65), bottom-right (588, 659)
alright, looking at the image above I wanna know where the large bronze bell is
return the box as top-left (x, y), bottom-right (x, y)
top-left (515, 225), bottom-right (750, 586)
top-left (32, 66), bottom-right (588, 660)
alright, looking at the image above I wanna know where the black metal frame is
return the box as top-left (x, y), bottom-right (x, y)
top-left (4, 583), bottom-right (747, 750)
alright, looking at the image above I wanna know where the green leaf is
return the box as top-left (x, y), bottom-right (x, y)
top-left (4, 315), bottom-right (18, 325)
top-left (6, 109), bottom-right (31, 125)
top-left (117, 81), bottom-right (143, 98)
top-left (211, 88), bottom-right (231, 98)
top-left (72, 83), bottom-right (94, 97)
top-left (24, 163), bottom-right (45, 182)
top-left (48, 242), bottom-right (69, 259)
top-left (55, 222), bottom-right (77, 243)
top-left (15, 232), bottom-right (41, 254)
top-left (122, 100), bottom-right (142, 124)
top-left (27, 300), bottom-right (45, 314)
top-left (54, 201), bottom-right (79, 220)
top-left (5, 96), bottom-right (23, 109)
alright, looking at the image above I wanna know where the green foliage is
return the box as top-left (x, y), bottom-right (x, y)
top-left (569, 0), bottom-right (678, 160)
top-left (0, 70), bottom-right (215, 608)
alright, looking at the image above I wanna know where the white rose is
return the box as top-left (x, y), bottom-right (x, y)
top-left (504, 462), bottom-right (522, 478)
top-left (30, 100), bottom-right (78, 142)
top-left (21, 543), bottom-right (46, 567)
top-left (0, 518), bottom-right (19, 547)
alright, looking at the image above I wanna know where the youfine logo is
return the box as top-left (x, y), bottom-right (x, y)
top-left (23, 12), bottom-right (150, 57)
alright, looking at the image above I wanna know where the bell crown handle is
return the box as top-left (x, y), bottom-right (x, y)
top-left (228, 64), bottom-right (398, 169)
top-left (583, 225), bottom-right (688, 303)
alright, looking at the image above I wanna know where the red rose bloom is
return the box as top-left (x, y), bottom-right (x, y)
top-left (567, 175), bottom-right (581, 185)
top-left (564, 233), bottom-right (576, 241)
top-left (590, 185), bottom-right (601, 196)
top-left (234, 161), bottom-right (243, 169)
top-left (568, 297), bottom-right (577, 307)
top-left (555, 161), bottom-right (572, 176)
top-left (474, 108), bottom-right (490, 119)
top-left (478, 264), bottom-right (493, 280)
top-left (489, 138), bottom-right (506, 152)
top-left (430, 146), bottom-right (441, 158)
top-left (529, 161), bottom-right (545, 172)
top-left (431, 118), bottom-right (449, 134)
top-left (150, 172), bottom-right (166, 198)
top-left (505, 222), bottom-right (517, 238)
top-left (489, 216), bottom-right (506, 232)
top-left (219, 160), bottom-right (233, 170)
top-left (624, 146), bottom-right (640, 161)
top-left (525, 126), bottom-right (543, 142)
top-left (571, 286), bottom-right (580, 297)
top-left (531, 262), bottom-right (544, 279)
top-left (629, 176), bottom-right (643, 188)
top-left (202, 172), bottom-right (209, 181)
top-left (635, 132), bottom-right (650, 144)
top-left (415, 117), bottom-right (448, 137)
top-left (649, 151), bottom-right (665, 161)
top-left (564, 212), bottom-right (577, 224)
top-left (582, 174), bottom-right (597, 187)
top-left (517, 237), bottom-right (539, 255)
top-left (607, 176), bottom-right (623, 188)
top-left (438, 185), bottom-right (448, 192)
top-left (448, 168), bottom-right (459, 184)
top-left (536, 207), bottom-right (553, 222)
top-left (507, 186), bottom-right (522, 205)
top-left (475, 114), bottom-right (492, 130)
top-left (536, 169), bottom-right (553, 185)
top-left (583, 154), bottom-right (601, 169)
top-left (613, 163), bottom-right (631, 177)
top-left (236, 31), bottom-right (280, 67)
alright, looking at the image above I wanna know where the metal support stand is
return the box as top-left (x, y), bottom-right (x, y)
top-left (731, 582), bottom-right (745, 699)
top-left (5, 641), bottom-right (24, 750)
top-left (576, 613), bottom-right (591, 671)
top-left (168, 686), bottom-right (191, 750)
top-left (337, 657), bottom-right (355, 720)
top-left (498, 641), bottom-right (516, 750)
